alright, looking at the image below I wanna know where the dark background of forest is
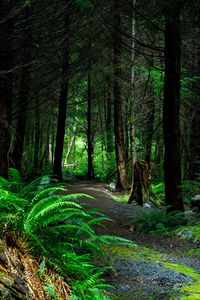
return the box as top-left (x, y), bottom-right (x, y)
top-left (0, 0), bottom-right (200, 211)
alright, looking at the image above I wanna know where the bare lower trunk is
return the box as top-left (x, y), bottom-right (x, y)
top-left (128, 161), bottom-right (150, 205)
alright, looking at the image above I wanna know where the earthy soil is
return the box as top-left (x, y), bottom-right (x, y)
top-left (65, 179), bottom-right (200, 300)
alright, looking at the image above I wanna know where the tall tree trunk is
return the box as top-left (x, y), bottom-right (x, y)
top-left (105, 77), bottom-right (113, 155)
top-left (11, 7), bottom-right (31, 171)
top-left (87, 52), bottom-right (94, 179)
top-left (33, 99), bottom-right (40, 175)
top-left (113, 0), bottom-right (129, 190)
top-left (188, 13), bottom-right (200, 180)
top-left (124, 102), bottom-right (129, 160)
top-left (53, 10), bottom-right (70, 181)
top-left (144, 91), bottom-right (155, 167)
top-left (130, 0), bottom-right (137, 181)
top-left (163, 1), bottom-right (184, 211)
top-left (0, 2), bottom-right (13, 178)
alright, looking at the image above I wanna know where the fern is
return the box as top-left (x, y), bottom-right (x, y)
top-left (44, 282), bottom-right (57, 300)
top-left (18, 175), bottom-right (61, 200)
top-left (0, 172), bottom-right (133, 300)
top-left (128, 207), bottom-right (186, 234)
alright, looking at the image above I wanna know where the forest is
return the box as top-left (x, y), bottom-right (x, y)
top-left (0, 0), bottom-right (200, 299)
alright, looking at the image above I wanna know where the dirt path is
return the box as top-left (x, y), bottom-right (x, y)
top-left (66, 179), bottom-right (200, 300)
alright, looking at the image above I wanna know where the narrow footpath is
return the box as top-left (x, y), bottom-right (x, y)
top-left (66, 179), bottom-right (200, 300)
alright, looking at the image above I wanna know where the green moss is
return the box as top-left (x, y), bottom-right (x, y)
top-left (176, 225), bottom-right (200, 242)
top-left (0, 271), bottom-right (14, 286)
top-left (163, 263), bottom-right (200, 299)
top-left (163, 263), bottom-right (199, 279)
top-left (179, 295), bottom-right (200, 300)
top-left (105, 244), bottom-right (200, 299)
top-left (105, 244), bottom-right (166, 263)
top-left (188, 248), bottom-right (200, 257)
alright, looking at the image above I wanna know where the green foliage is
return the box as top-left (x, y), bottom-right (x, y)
top-left (151, 182), bottom-right (165, 198)
top-left (44, 282), bottom-right (57, 300)
top-left (181, 179), bottom-right (200, 206)
top-left (0, 168), bottom-right (22, 193)
top-left (64, 139), bottom-right (116, 181)
top-left (71, 270), bottom-right (112, 300)
top-left (151, 182), bottom-right (165, 203)
top-left (176, 225), bottom-right (200, 243)
top-left (0, 170), bottom-right (132, 299)
top-left (128, 207), bottom-right (186, 234)
top-left (93, 147), bottom-right (116, 181)
top-left (75, 0), bottom-right (92, 8)
top-left (181, 76), bottom-right (200, 101)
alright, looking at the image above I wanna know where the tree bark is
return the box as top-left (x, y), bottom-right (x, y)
top-left (113, 0), bottom-right (129, 190)
top-left (188, 13), bottom-right (200, 180)
top-left (163, 0), bottom-right (184, 211)
top-left (87, 52), bottom-right (94, 179)
top-left (11, 7), bottom-right (31, 171)
top-left (105, 77), bottom-right (113, 155)
top-left (33, 98), bottom-right (40, 175)
top-left (0, 2), bottom-right (13, 178)
top-left (128, 161), bottom-right (150, 205)
top-left (53, 10), bottom-right (70, 181)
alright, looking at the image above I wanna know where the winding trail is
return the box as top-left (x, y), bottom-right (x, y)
top-left (66, 179), bottom-right (200, 300)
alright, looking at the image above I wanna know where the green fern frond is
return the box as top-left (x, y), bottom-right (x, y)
top-left (31, 187), bottom-right (68, 203)
top-left (26, 193), bottom-right (87, 220)
top-left (25, 195), bottom-right (83, 223)
top-left (87, 216), bottom-right (112, 226)
top-left (47, 223), bottom-right (95, 237)
top-left (19, 175), bottom-right (60, 199)
top-left (44, 282), bottom-right (57, 300)
top-left (94, 235), bottom-right (135, 246)
top-left (0, 189), bottom-right (29, 209)
top-left (25, 206), bottom-right (91, 233)
top-left (30, 210), bottom-right (89, 230)
top-left (8, 168), bottom-right (22, 184)
top-left (0, 177), bottom-right (11, 189)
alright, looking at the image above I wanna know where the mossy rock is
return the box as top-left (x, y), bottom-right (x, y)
top-left (176, 225), bottom-right (200, 242)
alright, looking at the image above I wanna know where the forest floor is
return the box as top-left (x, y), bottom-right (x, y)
top-left (65, 179), bottom-right (200, 300)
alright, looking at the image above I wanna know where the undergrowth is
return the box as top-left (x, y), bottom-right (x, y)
top-left (128, 207), bottom-right (186, 234)
top-left (0, 168), bottom-right (133, 299)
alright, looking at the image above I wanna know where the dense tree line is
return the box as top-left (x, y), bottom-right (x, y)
top-left (0, 0), bottom-right (199, 211)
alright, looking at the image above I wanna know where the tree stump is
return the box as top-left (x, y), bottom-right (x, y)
top-left (128, 160), bottom-right (150, 206)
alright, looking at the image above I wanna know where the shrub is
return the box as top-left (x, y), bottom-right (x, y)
top-left (151, 182), bottom-right (165, 201)
top-left (181, 179), bottom-right (200, 206)
top-left (128, 207), bottom-right (186, 234)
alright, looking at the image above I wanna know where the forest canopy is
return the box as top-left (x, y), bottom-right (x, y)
top-left (0, 0), bottom-right (200, 211)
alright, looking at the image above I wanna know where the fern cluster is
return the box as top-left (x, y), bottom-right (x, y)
top-left (128, 207), bottom-right (186, 234)
top-left (0, 169), bottom-right (132, 299)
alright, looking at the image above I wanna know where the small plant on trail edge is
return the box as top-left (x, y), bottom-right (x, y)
top-left (128, 207), bottom-right (186, 234)
top-left (0, 168), bottom-right (133, 299)
top-left (151, 182), bottom-right (165, 204)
